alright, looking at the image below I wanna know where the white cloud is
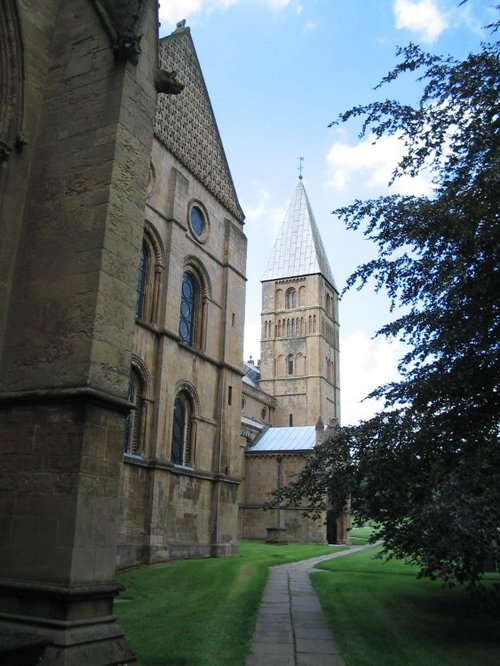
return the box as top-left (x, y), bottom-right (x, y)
top-left (159, 0), bottom-right (240, 25)
top-left (393, 0), bottom-right (448, 43)
top-left (160, 0), bottom-right (203, 25)
top-left (242, 189), bottom-right (287, 236)
top-left (326, 133), bottom-right (433, 197)
top-left (304, 19), bottom-right (317, 30)
top-left (244, 316), bottom-right (261, 362)
top-left (266, 0), bottom-right (292, 8)
top-left (340, 331), bottom-right (402, 425)
top-left (159, 0), bottom-right (294, 26)
top-left (244, 325), bottom-right (404, 425)
top-left (242, 188), bottom-right (288, 361)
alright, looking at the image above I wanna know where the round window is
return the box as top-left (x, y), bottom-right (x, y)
top-left (190, 205), bottom-right (206, 239)
top-left (261, 407), bottom-right (267, 421)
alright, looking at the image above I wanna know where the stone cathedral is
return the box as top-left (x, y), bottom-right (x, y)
top-left (240, 179), bottom-right (345, 546)
top-left (0, 3), bottom-right (343, 664)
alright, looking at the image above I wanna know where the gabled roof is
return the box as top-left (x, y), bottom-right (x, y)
top-left (155, 24), bottom-right (244, 222)
top-left (262, 180), bottom-right (336, 290)
top-left (243, 360), bottom-right (260, 389)
top-left (247, 425), bottom-right (322, 453)
top-left (241, 415), bottom-right (265, 431)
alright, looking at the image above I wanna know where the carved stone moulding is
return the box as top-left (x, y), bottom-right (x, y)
top-left (0, 140), bottom-right (12, 163)
top-left (91, 0), bottom-right (149, 64)
top-left (0, 0), bottom-right (25, 162)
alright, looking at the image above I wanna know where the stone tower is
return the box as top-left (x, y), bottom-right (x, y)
top-left (259, 179), bottom-right (340, 426)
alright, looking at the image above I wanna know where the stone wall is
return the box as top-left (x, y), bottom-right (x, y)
top-left (260, 274), bottom-right (340, 427)
top-left (241, 453), bottom-right (328, 543)
top-left (0, 0), bottom-right (158, 662)
top-left (117, 134), bottom-right (246, 568)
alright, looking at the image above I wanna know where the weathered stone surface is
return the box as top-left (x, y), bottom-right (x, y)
top-left (240, 181), bottom-right (344, 546)
top-left (0, 0), bottom-right (158, 662)
top-left (116, 24), bottom-right (246, 569)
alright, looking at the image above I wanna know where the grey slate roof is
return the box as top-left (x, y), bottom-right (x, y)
top-left (243, 361), bottom-right (260, 388)
top-left (247, 425), bottom-right (322, 453)
top-left (241, 415), bottom-right (265, 431)
top-left (262, 180), bottom-right (336, 290)
top-left (155, 24), bottom-right (244, 222)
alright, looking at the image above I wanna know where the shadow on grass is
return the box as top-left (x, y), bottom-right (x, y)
top-left (117, 541), bottom-right (342, 666)
top-left (312, 546), bottom-right (500, 666)
top-left (148, 658), bottom-right (189, 666)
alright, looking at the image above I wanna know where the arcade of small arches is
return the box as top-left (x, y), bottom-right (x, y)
top-left (263, 314), bottom-right (337, 344)
top-left (265, 352), bottom-right (336, 383)
top-left (274, 285), bottom-right (336, 316)
top-left (263, 315), bottom-right (317, 339)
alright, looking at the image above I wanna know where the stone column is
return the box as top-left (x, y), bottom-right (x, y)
top-left (0, 1), bottom-right (160, 663)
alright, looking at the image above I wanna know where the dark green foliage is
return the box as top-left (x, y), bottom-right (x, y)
top-left (278, 27), bottom-right (500, 596)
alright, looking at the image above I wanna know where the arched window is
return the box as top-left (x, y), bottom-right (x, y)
top-left (179, 262), bottom-right (209, 349)
top-left (124, 369), bottom-right (143, 455)
top-left (277, 354), bottom-right (285, 377)
top-left (0, 0), bottom-right (25, 170)
top-left (296, 353), bottom-right (305, 375)
top-left (179, 271), bottom-right (198, 345)
top-left (135, 227), bottom-right (165, 324)
top-left (171, 392), bottom-right (194, 466)
top-left (135, 241), bottom-right (149, 319)
top-left (286, 287), bottom-right (297, 309)
top-left (287, 353), bottom-right (294, 375)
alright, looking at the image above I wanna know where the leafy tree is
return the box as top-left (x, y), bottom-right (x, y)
top-left (279, 30), bottom-right (500, 596)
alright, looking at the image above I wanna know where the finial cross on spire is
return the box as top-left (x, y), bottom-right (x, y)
top-left (298, 155), bottom-right (304, 180)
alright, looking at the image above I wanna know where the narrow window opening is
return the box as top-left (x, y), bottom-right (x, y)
top-left (179, 272), bottom-right (197, 345)
top-left (135, 242), bottom-right (148, 319)
top-left (286, 288), bottom-right (297, 309)
top-left (124, 371), bottom-right (142, 455)
top-left (171, 393), bottom-right (194, 466)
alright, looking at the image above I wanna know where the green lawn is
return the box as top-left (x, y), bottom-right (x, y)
top-left (348, 522), bottom-right (376, 545)
top-left (312, 545), bottom-right (500, 666)
top-left (116, 536), bottom-right (500, 666)
top-left (116, 541), bottom-right (344, 666)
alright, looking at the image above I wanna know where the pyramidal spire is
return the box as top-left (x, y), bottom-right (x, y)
top-left (262, 180), bottom-right (336, 290)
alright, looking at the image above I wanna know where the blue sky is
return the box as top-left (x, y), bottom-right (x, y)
top-left (158, 0), bottom-right (494, 424)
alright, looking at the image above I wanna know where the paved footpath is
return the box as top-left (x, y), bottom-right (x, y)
top-left (245, 544), bottom-right (372, 666)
